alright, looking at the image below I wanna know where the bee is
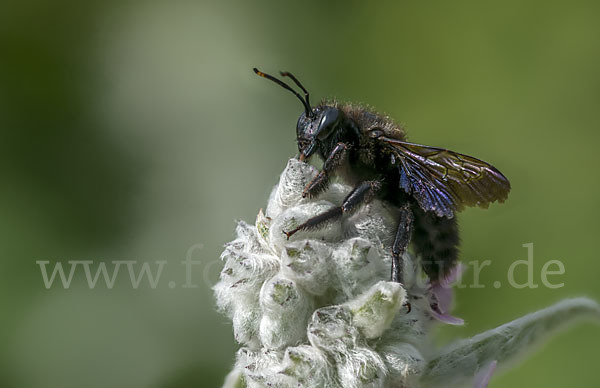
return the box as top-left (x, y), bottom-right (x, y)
top-left (254, 68), bottom-right (510, 284)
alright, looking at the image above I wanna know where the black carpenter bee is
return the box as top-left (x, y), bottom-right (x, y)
top-left (254, 68), bottom-right (510, 284)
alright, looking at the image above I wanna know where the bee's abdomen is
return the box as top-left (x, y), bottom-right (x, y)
top-left (411, 206), bottom-right (460, 282)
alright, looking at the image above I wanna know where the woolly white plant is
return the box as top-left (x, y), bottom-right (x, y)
top-left (215, 159), bottom-right (599, 388)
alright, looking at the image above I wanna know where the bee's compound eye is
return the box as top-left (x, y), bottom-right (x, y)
top-left (316, 108), bottom-right (341, 140)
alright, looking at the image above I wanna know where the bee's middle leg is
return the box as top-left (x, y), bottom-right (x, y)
top-left (284, 180), bottom-right (381, 239)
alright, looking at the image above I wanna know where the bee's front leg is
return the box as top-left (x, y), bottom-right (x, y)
top-left (302, 142), bottom-right (349, 198)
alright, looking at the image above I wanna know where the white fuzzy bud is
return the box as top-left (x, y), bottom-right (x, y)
top-left (347, 281), bottom-right (406, 339)
top-left (259, 274), bottom-right (312, 349)
top-left (281, 240), bottom-right (332, 296)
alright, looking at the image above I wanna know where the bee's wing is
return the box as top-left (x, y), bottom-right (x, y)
top-left (379, 137), bottom-right (511, 218)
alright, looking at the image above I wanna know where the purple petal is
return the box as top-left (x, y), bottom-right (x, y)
top-left (431, 283), bottom-right (453, 314)
top-left (429, 263), bottom-right (465, 322)
top-left (474, 360), bottom-right (497, 388)
top-left (430, 309), bottom-right (465, 326)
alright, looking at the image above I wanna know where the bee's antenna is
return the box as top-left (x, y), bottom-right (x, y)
top-left (280, 71), bottom-right (311, 115)
top-left (253, 68), bottom-right (313, 117)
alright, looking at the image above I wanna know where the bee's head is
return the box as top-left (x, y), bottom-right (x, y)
top-left (296, 106), bottom-right (342, 161)
top-left (254, 68), bottom-right (341, 161)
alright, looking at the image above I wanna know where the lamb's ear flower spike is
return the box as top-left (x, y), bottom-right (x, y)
top-left (215, 158), bottom-right (600, 388)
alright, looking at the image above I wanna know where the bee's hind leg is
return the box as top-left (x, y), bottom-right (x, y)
top-left (284, 180), bottom-right (381, 239)
top-left (391, 204), bottom-right (414, 283)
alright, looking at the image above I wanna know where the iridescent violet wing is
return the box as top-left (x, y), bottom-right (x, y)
top-left (380, 138), bottom-right (511, 218)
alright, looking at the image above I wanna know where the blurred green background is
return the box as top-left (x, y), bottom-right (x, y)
top-left (1, 0), bottom-right (599, 387)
